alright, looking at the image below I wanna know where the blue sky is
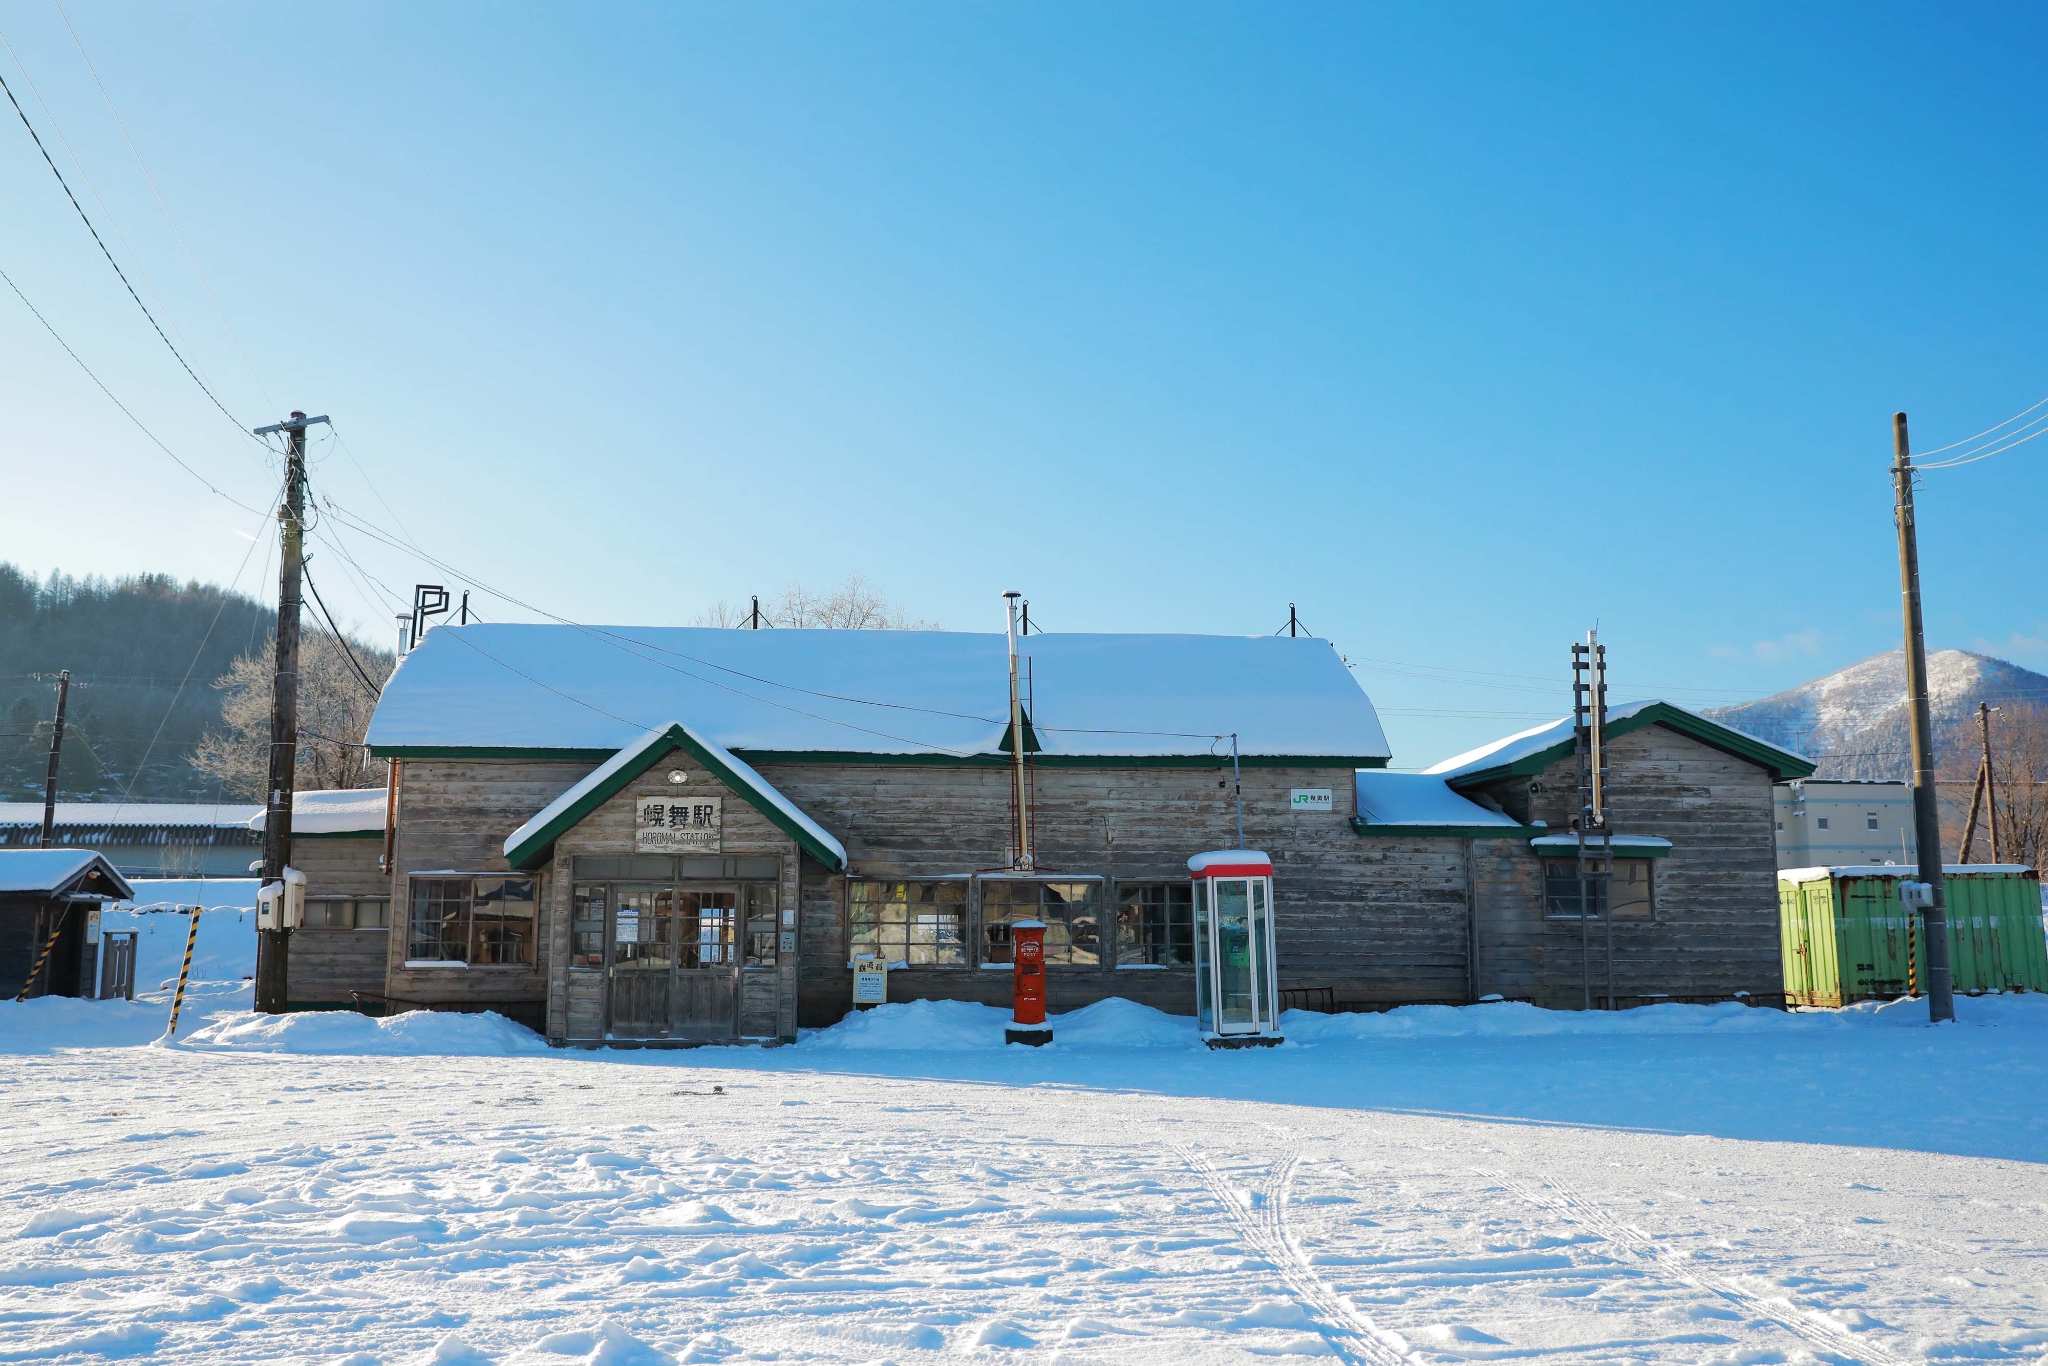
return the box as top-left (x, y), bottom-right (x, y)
top-left (2, 3), bottom-right (2044, 766)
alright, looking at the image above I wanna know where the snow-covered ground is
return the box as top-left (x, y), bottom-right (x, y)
top-left (5, 989), bottom-right (2047, 1365)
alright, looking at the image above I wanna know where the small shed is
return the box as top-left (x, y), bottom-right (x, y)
top-left (0, 849), bottom-right (136, 1000)
top-left (1778, 864), bottom-right (2048, 1006)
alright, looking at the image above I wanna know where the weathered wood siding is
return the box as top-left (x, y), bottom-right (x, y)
top-left (1470, 837), bottom-right (1542, 1000)
top-left (286, 835), bottom-right (390, 1007)
top-left (753, 760), bottom-right (1455, 1025)
top-left (544, 744), bottom-right (797, 1044)
top-left (386, 758), bottom-right (591, 1028)
top-left (1465, 724), bottom-right (1784, 1007)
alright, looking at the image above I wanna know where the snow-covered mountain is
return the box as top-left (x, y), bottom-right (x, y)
top-left (1705, 649), bottom-right (2048, 779)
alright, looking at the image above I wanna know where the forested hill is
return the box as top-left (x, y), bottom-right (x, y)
top-left (0, 564), bottom-right (273, 801)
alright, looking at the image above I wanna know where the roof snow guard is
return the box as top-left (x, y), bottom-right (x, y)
top-left (0, 849), bottom-right (136, 900)
top-left (503, 722), bottom-right (847, 873)
top-left (1425, 700), bottom-right (1816, 788)
top-left (366, 625), bottom-right (1391, 765)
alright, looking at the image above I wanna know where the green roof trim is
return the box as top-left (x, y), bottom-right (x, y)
top-left (503, 724), bottom-right (846, 873)
top-left (1442, 702), bottom-right (1816, 789)
top-left (1352, 819), bottom-right (1547, 840)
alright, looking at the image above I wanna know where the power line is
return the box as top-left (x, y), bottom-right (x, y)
top-left (0, 264), bottom-right (264, 514)
top-left (302, 563), bottom-right (383, 701)
top-left (1918, 415), bottom-right (2048, 471)
top-left (0, 57), bottom-right (250, 440)
top-left (49, 0), bottom-right (277, 414)
top-left (1912, 391), bottom-right (2048, 459)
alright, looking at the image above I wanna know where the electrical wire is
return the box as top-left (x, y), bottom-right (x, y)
top-left (0, 264), bottom-right (265, 514)
top-left (107, 488), bottom-right (281, 821)
top-left (0, 57), bottom-right (251, 441)
top-left (1911, 391), bottom-right (2048, 459)
top-left (49, 0), bottom-right (277, 414)
top-left (302, 563), bottom-right (383, 701)
top-left (1918, 417), bottom-right (2048, 471)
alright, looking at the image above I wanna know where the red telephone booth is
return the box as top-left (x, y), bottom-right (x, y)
top-left (1006, 918), bottom-right (1051, 1045)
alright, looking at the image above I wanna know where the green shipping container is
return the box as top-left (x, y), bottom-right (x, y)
top-left (1778, 865), bottom-right (2048, 1006)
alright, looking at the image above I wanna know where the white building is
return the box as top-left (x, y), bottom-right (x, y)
top-left (1772, 779), bottom-right (1915, 869)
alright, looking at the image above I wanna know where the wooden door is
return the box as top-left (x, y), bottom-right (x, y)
top-left (608, 887), bottom-right (674, 1039)
top-left (671, 888), bottom-right (738, 1042)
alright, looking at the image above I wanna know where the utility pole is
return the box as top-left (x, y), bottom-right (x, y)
top-left (749, 595), bottom-right (762, 629)
top-left (1960, 702), bottom-right (2002, 865)
top-left (1892, 411), bottom-right (1955, 1024)
top-left (251, 410), bottom-right (328, 1015)
top-left (1004, 591), bottom-right (1034, 871)
top-left (1288, 603), bottom-right (1299, 638)
top-left (38, 670), bottom-right (69, 847)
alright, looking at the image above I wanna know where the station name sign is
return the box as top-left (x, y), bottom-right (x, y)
top-left (1289, 788), bottom-right (1334, 812)
top-left (637, 795), bottom-right (722, 853)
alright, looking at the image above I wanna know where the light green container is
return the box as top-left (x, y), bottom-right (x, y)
top-left (1778, 865), bottom-right (2048, 1006)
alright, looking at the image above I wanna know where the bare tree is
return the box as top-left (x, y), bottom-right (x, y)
top-left (193, 630), bottom-right (395, 797)
top-left (696, 574), bottom-right (937, 630)
top-left (1938, 702), bottom-right (2048, 869)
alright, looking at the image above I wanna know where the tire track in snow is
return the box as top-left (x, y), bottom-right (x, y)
top-left (1478, 1167), bottom-right (1906, 1366)
top-left (1180, 1142), bottom-right (1412, 1366)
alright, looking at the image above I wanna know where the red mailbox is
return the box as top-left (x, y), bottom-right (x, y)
top-left (1006, 918), bottom-right (1052, 1046)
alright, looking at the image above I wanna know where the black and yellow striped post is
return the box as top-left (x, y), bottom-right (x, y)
top-left (13, 905), bottom-right (71, 1003)
top-left (164, 906), bottom-right (202, 1040)
top-left (1908, 912), bottom-right (1919, 998)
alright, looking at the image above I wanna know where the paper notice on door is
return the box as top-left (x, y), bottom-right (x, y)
top-left (616, 911), bottom-right (640, 945)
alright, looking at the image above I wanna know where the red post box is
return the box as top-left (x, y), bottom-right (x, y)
top-left (1005, 918), bottom-right (1052, 1046)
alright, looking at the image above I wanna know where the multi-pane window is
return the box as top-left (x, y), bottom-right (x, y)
top-left (571, 884), bottom-right (607, 967)
top-left (743, 885), bottom-right (779, 968)
top-left (407, 875), bottom-right (539, 964)
top-left (1542, 859), bottom-right (1654, 920)
top-left (302, 897), bottom-right (390, 930)
top-left (1116, 883), bottom-right (1193, 966)
top-left (848, 880), bottom-right (966, 966)
top-left (981, 879), bottom-right (1100, 966)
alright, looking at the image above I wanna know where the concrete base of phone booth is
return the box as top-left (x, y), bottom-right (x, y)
top-left (1005, 1026), bottom-right (1053, 1046)
top-left (1205, 1034), bottom-right (1282, 1049)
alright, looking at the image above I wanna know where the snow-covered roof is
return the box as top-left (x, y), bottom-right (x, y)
top-left (504, 722), bottom-right (847, 872)
top-left (1187, 850), bottom-right (1272, 875)
top-left (0, 849), bottom-right (135, 899)
top-left (1425, 700), bottom-right (1814, 785)
top-left (1780, 864), bottom-right (2036, 881)
top-left (0, 802), bottom-right (261, 829)
top-left (1352, 773), bottom-right (1527, 830)
top-left (240, 789), bottom-right (388, 836)
top-left (1529, 834), bottom-right (1674, 856)
top-left (367, 625), bottom-right (1390, 762)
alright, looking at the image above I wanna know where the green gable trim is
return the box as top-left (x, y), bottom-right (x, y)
top-left (1351, 819), bottom-right (1546, 840)
top-left (503, 724), bottom-right (845, 874)
top-left (291, 830), bottom-right (382, 842)
top-left (1441, 702), bottom-right (1816, 790)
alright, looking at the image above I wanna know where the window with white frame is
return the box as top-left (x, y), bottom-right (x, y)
top-left (980, 879), bottom-right (1100, 966)
top-left (407, 875), bottom-right (538, 964)
top-left (847, 880), bottom-right (966, 966)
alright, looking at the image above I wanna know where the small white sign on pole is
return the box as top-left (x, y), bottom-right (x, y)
top-left (637, 795), bottom-right (722, 853)
top-left (1289, 788), bottom-right (1334, 812)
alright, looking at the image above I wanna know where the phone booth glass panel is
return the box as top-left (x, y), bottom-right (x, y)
top-left (1187, 850), bottom-right (1281, 1046)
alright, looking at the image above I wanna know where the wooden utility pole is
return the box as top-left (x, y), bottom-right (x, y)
top-left (251, 410), bottom-right (328, 1014)
top-left (1960, 702), bottom-right (2002, 864)
top-left (38, 669), bottom-right (69, 847)
top-left (1891, 411), bottom-right (1955, 1024)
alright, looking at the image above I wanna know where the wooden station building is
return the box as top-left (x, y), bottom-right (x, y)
top-left (350, 625), bottom-right (1812, 1043)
